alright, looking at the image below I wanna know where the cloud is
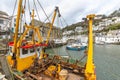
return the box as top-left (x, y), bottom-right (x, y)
top-left (0, 0), bottom-right (120, 27)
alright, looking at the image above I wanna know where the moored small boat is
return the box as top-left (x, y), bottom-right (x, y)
top-left (66, 42), bottom-right (87, 51)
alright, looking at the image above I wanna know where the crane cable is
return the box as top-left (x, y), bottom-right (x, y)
top-left (37, 0), bottom-right (51, 22)
top-left (33, 0), bottom-right (41, 21)
top-left (35, 0), bottom-right (60, 56)
top-left (61, 16), bottom-right (69, 27)
top-left (59, 17), bottom-right (72, 59)
top-left (47, 13), bottom-right (59, 56)
top-left (28, 0), bottom-right (31, 21)
top-left (23, 0), bottom-right (26, 23)
top-left (60, 16), bottom-right (87, 63)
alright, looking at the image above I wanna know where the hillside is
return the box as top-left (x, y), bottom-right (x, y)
top-left (62, 22), bottom-right (83, 31)
top-left (110, 8), bottom-right (120, 17)
top-left (62, 19), bottom-right (102, 32)
top-left (62, 8), bottom-right (120, 32)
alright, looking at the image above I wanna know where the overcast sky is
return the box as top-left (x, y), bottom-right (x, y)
top-left (0, 0), bottom-right (120, 27)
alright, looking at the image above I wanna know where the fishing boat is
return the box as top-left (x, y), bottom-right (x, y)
top-left (66, 42), bottom-right (87, 51)
top-left (0, 0), bottom-right (96, 80)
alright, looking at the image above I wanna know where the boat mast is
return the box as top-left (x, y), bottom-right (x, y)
top-left (85, 14), bottom-right (96, 80)
top-left (13, 0), bottom-right (22, 59)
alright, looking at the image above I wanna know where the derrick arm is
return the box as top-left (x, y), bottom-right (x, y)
top-left (18, 25), bottom-right (30, 47)
top-left (85, 14), bottom-right (96, 80)
top-left (40, 7), bottom-right (60, 59)
top-left (35, 27), bottom-right (43, 43)
top-left (45, 7), bottom-right (60, 44)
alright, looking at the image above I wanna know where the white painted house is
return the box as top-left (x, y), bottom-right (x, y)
top-left (63, 30), bottom-right (74, 36)
top-left (0, 11), bottom-right (10, 31)
top-left (112, 17), bottom-right (120, 24)
top-left (95, 29), bottom-right (120, 44)
top-left (95, 15), bottom-right (103, 20)
top-left (75, 26), bottom-right (83, 32)
top-left (10, 16), bottom-right (24, 33)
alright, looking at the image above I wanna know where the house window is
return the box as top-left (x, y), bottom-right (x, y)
top-left (0, 19), bottom-right (4, 24)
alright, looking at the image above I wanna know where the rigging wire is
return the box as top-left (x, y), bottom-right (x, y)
top-left (60, 15), bottom-right (87, 63)
top-left (33, 0), bottom-right (54, 35)
top-left (33, 0), bottom-right (41, 21)
top-left (23, 0), bottom-right (27, 23)
top-left (55, 13), bottom-right (60, 55)
top-left (61, 16), bottom-right (68, 27)
top-left (12, 0), bottom-right (17, 17)
top-left (33, 0), bottom-right (58, 55)
top-left (59, 18), bottom-right (72, 59)
top-left (28, 0), bottom-right (31, 21)
top-left (37, 0), bottom-right (51, 22)
top-left (39, 10), bottom-right (54, 28)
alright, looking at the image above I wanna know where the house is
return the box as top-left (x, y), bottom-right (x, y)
top-left (10, 16), bottom-right (24, 33)
top-left (112, 17), bottom-right (120, 23)
top-left (33, 19), bottom-right (62, 40)
top-left (107, 29), bottom-right (120, 37)
top-left (63, 30), bottom-right (74, 36)
top-left (93, 25), bottom-right (99, 31)
top-left (0, 11), bottom-right (10, 31)
top-left (75, 26), bottom-right (83, 32)
top-left (94, 15), bottom-right (103, 20)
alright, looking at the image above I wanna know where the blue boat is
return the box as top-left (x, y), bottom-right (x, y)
top-left (66, 42), bottom-right (87, 51)
top-left (66, 46), bottom-right (87, 51)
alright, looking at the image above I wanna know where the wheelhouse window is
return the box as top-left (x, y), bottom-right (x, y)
top-left (37, 48), bottom-right (40, 52)
top-left (22, 49), bottom-right (28, 55)
top-left (9, 47), bottom-right (12, 53)
top-left (30, 48), bottom-right (35, 53)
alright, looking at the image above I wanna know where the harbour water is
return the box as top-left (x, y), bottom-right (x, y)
top-left (46, 44), bottom-right (120, 80)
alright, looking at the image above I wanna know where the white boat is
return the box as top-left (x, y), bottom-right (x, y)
top-left (95, 36), bottom-right (120, 44)
top-left (95, 40), bottom-right (105, 45)
top-left (66, 41), bottom-right (87, 51)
